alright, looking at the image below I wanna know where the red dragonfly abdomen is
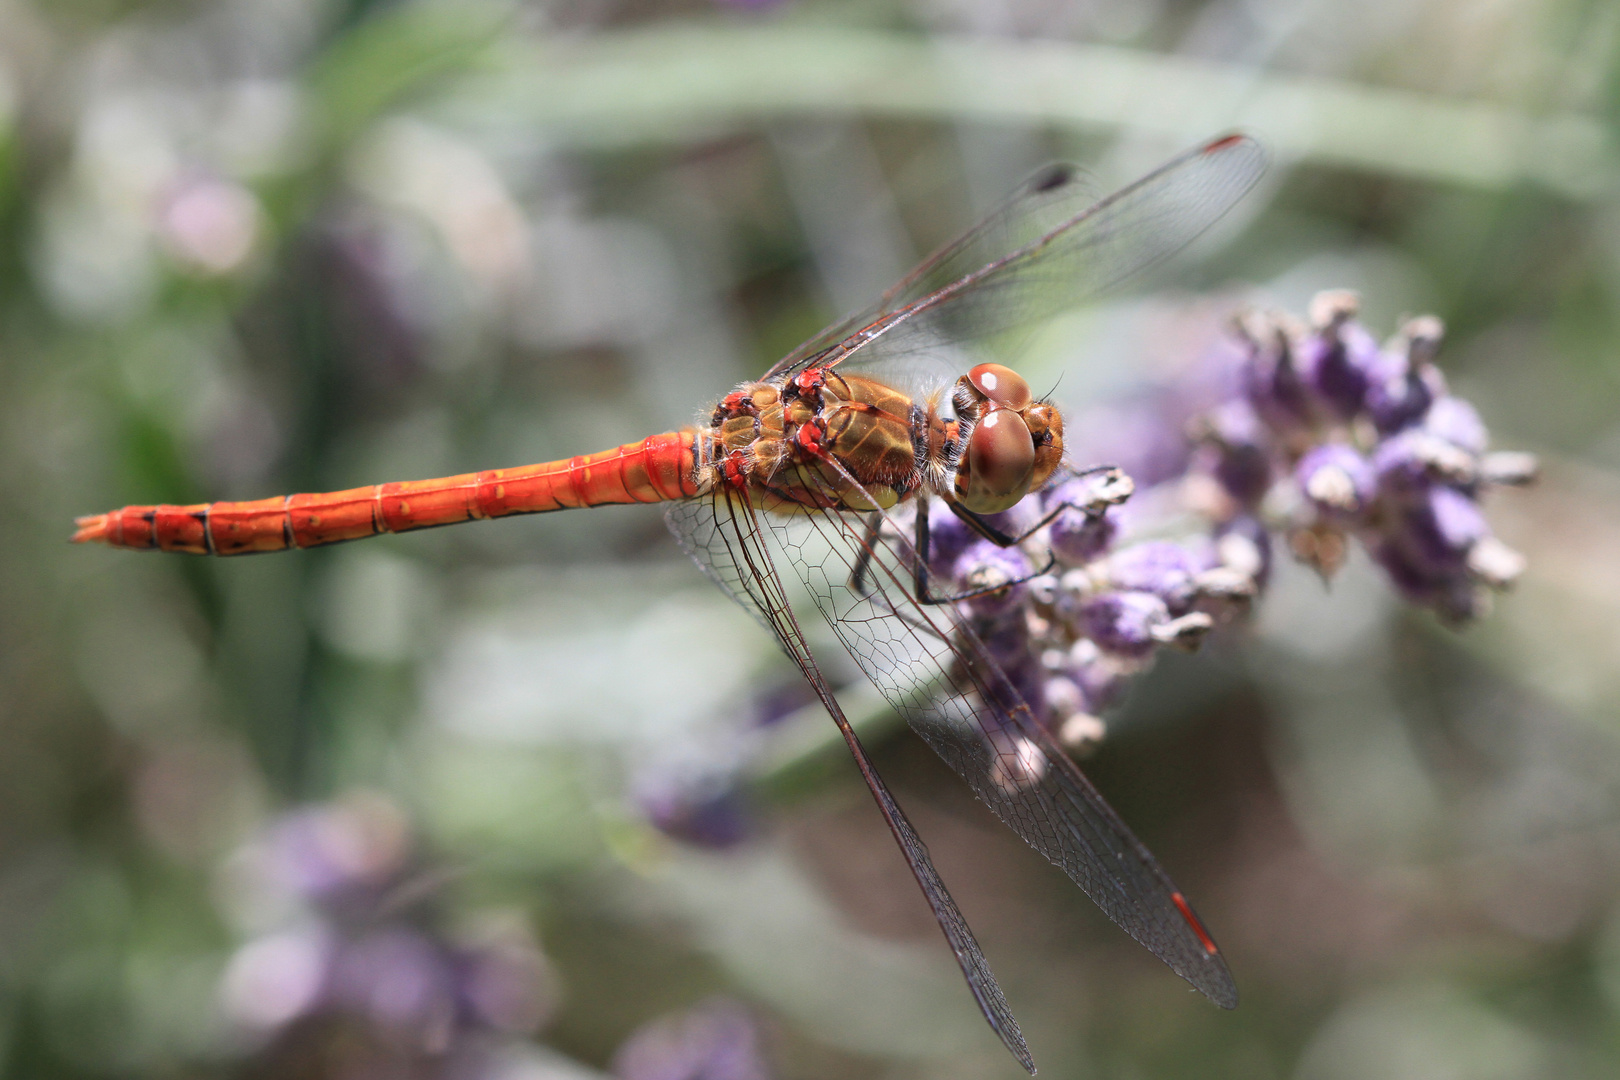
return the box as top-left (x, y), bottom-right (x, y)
top-left (73, 430), bottom-right (703, 555)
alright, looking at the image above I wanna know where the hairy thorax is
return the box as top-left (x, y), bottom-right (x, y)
top-left (704, 368), bottom-right (945, 514)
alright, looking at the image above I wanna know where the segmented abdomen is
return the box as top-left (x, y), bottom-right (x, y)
top-left (73, 431), bottom-right (701, 555)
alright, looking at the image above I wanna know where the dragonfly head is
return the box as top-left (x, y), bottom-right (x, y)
top-left (953, 364), bottom-right (1066, 514)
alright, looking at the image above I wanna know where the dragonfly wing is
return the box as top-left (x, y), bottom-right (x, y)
top-left (665, 494), bottom-right (1035, 1073)
top-left (666, 495), bottom-right (776, 636)
top-left (764, 133), bottom-right (1266, 383)
top-left (747, 469), bottom-right (1238, 1008)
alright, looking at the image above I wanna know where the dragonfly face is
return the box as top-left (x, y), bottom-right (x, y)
top-left (951, 362), bottom-right (1066, 515)
top-left (707, 361), bottom-right (1066, 518)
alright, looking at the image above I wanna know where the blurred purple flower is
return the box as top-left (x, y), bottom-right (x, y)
top-left (331, 928), bottom-right (458, 1045)
top-left (155, 169), bottom-right (261, 275)
top-left (1366, 316), bottom-right (1445, 433)
top-left (1296, 443), bottom-right (1375, 521)
top-left (637, 774), bottom-right (754, 849)
top-left (1199, 400), bottom-right (1273, 506)
top-left (1106, 540), bottom-right (1215, 614)
top-left (257, 790), bottom-right (411, 907)
top-left (613, 998), bottom-right (771, 1080)
top-left (1296, 293), bottom-right (1378, 418)
top-left (218, 793), bottom-right (555, 1068)
top-left (1078, 591), bottom-right (1174, 657)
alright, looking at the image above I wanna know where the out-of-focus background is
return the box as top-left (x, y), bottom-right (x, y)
top-left (4, 0), bottom-right (1620, 1077)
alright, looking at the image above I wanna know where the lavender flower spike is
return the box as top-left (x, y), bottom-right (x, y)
top-left (928, 287), bottom-right (1533, 758)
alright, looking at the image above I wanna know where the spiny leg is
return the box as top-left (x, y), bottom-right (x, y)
top-left (915, 495), bottom-right (1055, 606)
top-left (848, 511), bottom-right (884, 596)
top-left (950, 463), bottom-right (1128, 547)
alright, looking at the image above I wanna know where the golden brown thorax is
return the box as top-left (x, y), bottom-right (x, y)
top-left (711, 371), bottom-right (922, 513)
top-left (708, 362), bottom-right (1063, 517)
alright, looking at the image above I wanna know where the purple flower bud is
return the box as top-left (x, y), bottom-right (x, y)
top-left (1298, 305), bottom-right (1377, 417)
top-left (1367, 482), bottom-right (1494, 621)
top-left (953, 540), bottom-right (1032, 617)
top-left (1370, 537), bottom-right (1433, 602)
top-left (1365, 318), bottom-right (1446, 434)
top-left (1296, 443), bottom-right (1375, 520)
top-left (975, 612), bottom-right (1046, 725)
top-left (1203, 400), bottom-right (1272, 506)
top-left (1048, 505), bottom-right (1117, 565)
top-left (1371, 430), bottom-right (1429, 494)
top-left (1107, 541), bottom-right (1210, 614)
top-left (1215, 514), bottom-right (1272, 587)
top-left (1372, 429), bottom-right (1476, 498)
top-left (1365, 364), bottom-right (1437, 435)
top-left (1004, 657), bottom-right (1048, 726)
top-left (1371, 538), bottom-right (1483, 622)
top-left (1043, 469), bottom-right (1133, 517)
top-left (1237, 314), bottom-right (1313, 432)
top-left (613, 998), bottom-right (771, 1080)
top-left (1404, 485), bottom-right (1488, 568)
top-left (1059, 639), bottom-right (1132, 711)
top-left (1430, 486), bottom-right (1489, 551)
top-left (1423, 396), bottom-right (1488, 455)
top-left (1078, 591), bottom-right (1170, 658)
top-left (977, 610), bottom-right (1029, 667)
top-left (221, 925), bottom-right (334, 1032)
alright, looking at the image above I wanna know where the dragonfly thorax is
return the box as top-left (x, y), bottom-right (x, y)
top-left (703, 362), bottom-right (1064, 517)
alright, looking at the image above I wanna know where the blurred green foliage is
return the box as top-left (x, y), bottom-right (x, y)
top-left (3, 0), bottom-right (1620, 1078)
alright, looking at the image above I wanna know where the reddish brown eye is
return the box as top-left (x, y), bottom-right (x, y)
top-left (967, 363), bottom-right (1032, 411)
top-left (960, 408), bottom-right (1035, 513)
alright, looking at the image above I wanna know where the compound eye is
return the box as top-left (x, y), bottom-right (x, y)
top-left (967, 363), bottom-right (1032, 411)
top-left (1023, 401), bottom-right (1065, 489)
top-left (961, 409), bottom-right (1036, 514)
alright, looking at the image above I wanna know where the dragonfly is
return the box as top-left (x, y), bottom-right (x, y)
top-left (76, 132), bottom-right (1265, 1072)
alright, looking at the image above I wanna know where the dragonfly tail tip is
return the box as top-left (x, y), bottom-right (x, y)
top-left (71, 514), bottom-right (110, 545)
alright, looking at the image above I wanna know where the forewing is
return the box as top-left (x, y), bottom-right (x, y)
top-left (745, 471), bottom-right (1238, 1008)
top-left (764, 133), bottom-right (1265, 382)
top-left (665, 494), bottom-right (1035, 1073)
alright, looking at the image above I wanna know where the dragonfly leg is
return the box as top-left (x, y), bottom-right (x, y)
top-left (916, 496), bottom-right (1056, 606)
top-left (950, 462), bottom-right (1127, 546)
top-left (847, 511), bottom-right (884, 596)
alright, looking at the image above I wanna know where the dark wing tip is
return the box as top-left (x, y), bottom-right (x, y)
top-left (1028, 162), bottom-right (1079, 193)
top-left (1203, 973), bottom-right (1240, 1010)
top-left (1003, 1026), bottom-right (1037, 1075)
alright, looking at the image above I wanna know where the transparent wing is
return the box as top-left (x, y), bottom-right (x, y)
top-left (764, 133), bottom-right (1266, 383)
top-left (721, 466), bottom-right (1239, 1009)
top-left (665, 494), bottom-right (1035, 1073)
